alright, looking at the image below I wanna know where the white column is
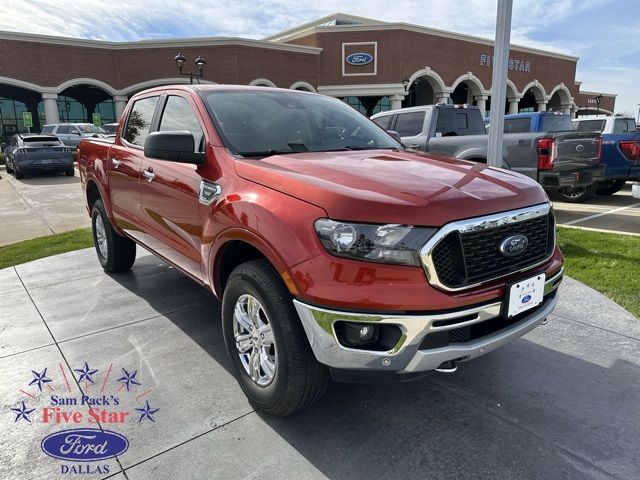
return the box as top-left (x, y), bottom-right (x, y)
top-left (114, 95), bottom-right (128, 121)
top-left (537, 101), bottom-right (547, 112)
top-left (508, 98), bottom-right (519, 114)
top-left (475, 96), bottom-right (488, 117)
top-left (389, 94), bottom-right (404, 111)
top-left (42, 93), bottom-right (60, 125)
top-left (436, 94), bottom-right (450, 104)
top-left (562, 104), bottom-right (571, 115)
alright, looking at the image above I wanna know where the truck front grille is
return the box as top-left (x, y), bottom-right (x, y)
top-left (421, 204), bottom-right (555, 291)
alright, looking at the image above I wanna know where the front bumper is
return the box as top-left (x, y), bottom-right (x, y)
top-left (293, 268), bottom-right (562, 379)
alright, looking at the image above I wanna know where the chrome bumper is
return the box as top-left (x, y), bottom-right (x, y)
top-left (293, 268), bottom-right (563, 375)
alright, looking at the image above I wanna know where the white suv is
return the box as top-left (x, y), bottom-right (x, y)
top-left (41, 123), bottom-right (107, 148)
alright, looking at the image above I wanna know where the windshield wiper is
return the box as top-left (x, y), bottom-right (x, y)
top-left (235, 149), bottom-right (295, 157)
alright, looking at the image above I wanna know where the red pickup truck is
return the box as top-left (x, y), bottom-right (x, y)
top-left (78, 85), bottom-right (563, 416)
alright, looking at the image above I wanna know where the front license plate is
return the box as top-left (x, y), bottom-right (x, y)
top-left (41, 159), bottom-right (52, 164)
top-left (506, 273), bottom-right (545, 318)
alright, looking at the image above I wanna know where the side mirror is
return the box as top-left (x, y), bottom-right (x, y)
top-left (144, 131), bottom-right (205, 165)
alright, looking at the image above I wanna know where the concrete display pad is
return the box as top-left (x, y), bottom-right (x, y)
top-left (1, 249), bottom-right (639, 479)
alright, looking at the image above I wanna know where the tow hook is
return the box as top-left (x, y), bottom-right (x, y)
top-left (540, 318), bottom-right (548, 325)
top-left (435, 360), bottom-right (457, 373)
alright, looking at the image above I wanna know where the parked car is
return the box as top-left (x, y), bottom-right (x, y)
top-left (2, 133), bottom-right (74, 179)
top-left (101, 123), bottom-right (119, 134)
top-left (485, 112), bottom-right (574, 134)
top-left (41, 123), bottom-right (107, 148)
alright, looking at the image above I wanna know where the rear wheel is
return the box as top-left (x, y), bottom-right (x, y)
top-left (15, 166), bottom-right (24, 179)
top-left (91, 199), bottom-right (136, 272)
top-left (66, 167), bottom-right (75, 177)
top-left (222, 260), bottom-right (330, 416)
top-left (595, 179), bottom-right (625, 196)
top-left (554, 183), bottom-right (598, 203)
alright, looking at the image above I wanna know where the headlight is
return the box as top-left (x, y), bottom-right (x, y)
top-left (314, 219), bottom-right (437, 267)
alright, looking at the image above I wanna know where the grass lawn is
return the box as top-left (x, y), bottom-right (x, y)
top-left (0, 226), bottom-right (638, 319)
top-left (0, 228), bottom-right (93, 270)
top-left (557, 226), bottom-right (640, 319)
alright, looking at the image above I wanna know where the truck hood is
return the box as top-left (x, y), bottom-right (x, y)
top-left (234, 149), bottom-right (549, 225)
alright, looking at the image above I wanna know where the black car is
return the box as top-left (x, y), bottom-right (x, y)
top-left (3, 134), bottom-right (74, 179)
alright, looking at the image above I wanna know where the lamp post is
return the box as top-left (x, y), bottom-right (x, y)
top-left (174, 53), bottom-right (206, 84)
top-left (402, 77), bottom-right (411, 92)
top-left (594, 94), bottom-right (603, 116)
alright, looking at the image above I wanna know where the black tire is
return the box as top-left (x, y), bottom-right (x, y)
top-left (222, 259), bottom-right (330, 416)
top-left (595, 179), bottom-right (625, 196)
top-left (5, 159), bottom-right (14, 174)
top-left (91, 199), bottom-right (136, 272)
top-left (15, 167), bottom-right (24, 179)
top-left (66, 167), bottom-right (75, 177)
top-left (553, 183), bottom-right (598, 203)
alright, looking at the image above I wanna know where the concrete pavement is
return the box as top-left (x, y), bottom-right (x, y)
top-left (0, 166), bottom-right (90, 247)
top-left (1, 248), bottom-right (639, 479)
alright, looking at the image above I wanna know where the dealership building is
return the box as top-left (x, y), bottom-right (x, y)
top-left (0, 13), bottom-right (616, 138)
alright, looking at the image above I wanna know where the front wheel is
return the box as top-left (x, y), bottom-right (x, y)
top-left (553, 183), bottom-right (598, 203)
top-left (66, 167), bottom-right (75, 177)
top-left (595, 179), bottom-right (625, 196)
top-left (91, 199), bottom-right (136, 272)
top-left (222, 260), bottom-right (330, 416)
top-left (5, 159), bottom-right (14, 174)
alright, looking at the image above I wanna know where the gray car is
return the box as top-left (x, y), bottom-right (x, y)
top-left (3, 134), bottom-right (74, 179)
top-left (41, 123), bottom-right (107, 148)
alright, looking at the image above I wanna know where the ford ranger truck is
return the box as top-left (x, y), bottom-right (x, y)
top-left (573, 116), bottom-right (640, 196)
top-left (372, 104), bottom-right (603, 203)
top-left (78, 85), bottom-right (564, 416)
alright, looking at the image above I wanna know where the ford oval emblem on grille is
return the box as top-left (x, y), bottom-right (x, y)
top-left (499, 235), bottom-right (529, 257)
top-left (576, 144), bottom-right (584, 152)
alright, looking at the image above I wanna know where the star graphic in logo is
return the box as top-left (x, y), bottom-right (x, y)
top-left (135, 401), bottom-right (159, 423)
top-left (74, 362), bottom-right (99, 384)
top-left (117, 368), bottom-right (141, 391)
top-left (11, 401), bottom-right (36, 423)
top-left (29, 368), bottom-right (52, 391)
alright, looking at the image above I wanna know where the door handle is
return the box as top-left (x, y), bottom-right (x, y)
top-left (110, 158), bottom-right (121, 168)
top-left (142, 169), bottom-right (156, 181)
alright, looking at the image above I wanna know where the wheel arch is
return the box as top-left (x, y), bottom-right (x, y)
top-left (211, 232), bottom-right (294, 300)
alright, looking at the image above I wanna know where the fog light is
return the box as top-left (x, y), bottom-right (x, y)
top-left (343, 322), bottom-right (379, 346)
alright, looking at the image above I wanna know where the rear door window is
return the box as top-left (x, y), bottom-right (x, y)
top-left (57, 125), bottom-right (70, 134)
top-left (41, 126), bottom-right (54, 134)
top-left (123, 96), bottom-right (159, 147)
top-left (435, 109), bottom-right (485, 135)
top-left (394, 112), bottom-right (425, 137)
top-left (574, 119), bottom-right (605, 132)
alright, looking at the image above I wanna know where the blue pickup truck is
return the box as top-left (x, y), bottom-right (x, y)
top-left (572, 116), bottom-right (640, 196)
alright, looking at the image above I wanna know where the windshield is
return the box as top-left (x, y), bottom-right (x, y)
top-left (200, 89), bottom-right (402, 156)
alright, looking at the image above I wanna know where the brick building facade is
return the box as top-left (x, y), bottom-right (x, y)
top-left (0, 13), bottom-right (616, 137)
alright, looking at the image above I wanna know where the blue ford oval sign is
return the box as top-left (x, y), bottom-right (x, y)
top-left (41, 428), bottom-right (129, 461)
top-left (346, 53), bottom-right (373, 65)
top-left (499, 235), bottom-right (529, 257)
top-left (522, 295), bottom-right (532, 303)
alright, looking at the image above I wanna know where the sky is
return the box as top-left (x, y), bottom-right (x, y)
top-left (1, 0), bottom-right (639, 118)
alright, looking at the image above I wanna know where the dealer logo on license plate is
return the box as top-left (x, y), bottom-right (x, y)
top-left (507, 274), bottom-right (545, 318)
